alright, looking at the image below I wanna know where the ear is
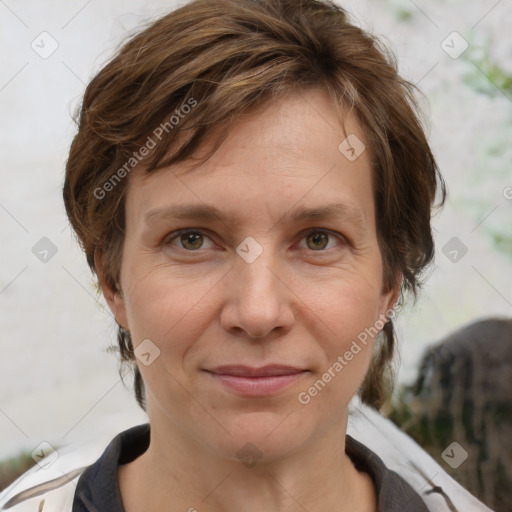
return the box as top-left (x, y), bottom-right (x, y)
top-left (94, 248), bottom-right (129, 330)
top-left (379, 273), bottom-right (401, 319)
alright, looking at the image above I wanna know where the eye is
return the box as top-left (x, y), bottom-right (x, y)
top-left (163, 228), bottom-right (346, 253)
top-left (164, 229), bottom-right (215, 251)
top-left (300, 229), bottom-right (345, 251)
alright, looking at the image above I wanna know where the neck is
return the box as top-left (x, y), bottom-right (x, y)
top-left (119, 410), bottom-right (376, 512)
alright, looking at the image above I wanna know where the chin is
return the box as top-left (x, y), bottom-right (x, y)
top-left (209, 411), bottom-right (312, 464)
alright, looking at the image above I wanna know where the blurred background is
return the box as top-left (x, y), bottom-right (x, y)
top-left (1, 0), bottom-right (511, 508)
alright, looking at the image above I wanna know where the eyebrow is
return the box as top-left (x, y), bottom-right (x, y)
top-left (144, 202), bottom-right (367, 231)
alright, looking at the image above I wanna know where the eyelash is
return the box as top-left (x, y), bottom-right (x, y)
top-left (163, 228), bottom-right (347, 253)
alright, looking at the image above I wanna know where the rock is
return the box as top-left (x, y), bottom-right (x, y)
top-left (389, 317), bottom-right (512, 512)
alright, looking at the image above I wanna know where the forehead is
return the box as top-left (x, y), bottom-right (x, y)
top-left (126, 88), bottom-right (374, 230)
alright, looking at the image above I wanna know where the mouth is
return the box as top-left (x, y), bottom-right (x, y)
top-left (204, 365), bottom-right (309, 396)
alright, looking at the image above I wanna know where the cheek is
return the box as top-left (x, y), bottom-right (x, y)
top-left (121, 271), bottom-right (217, 402)
top-left (296, 283), bottom-right (382, 418)
top-left (122, 268), bottom-right (219, 350)
top-left (312, 276), bottom-right (384, 379)
top-left (305, 268), bottom-right (384, 335)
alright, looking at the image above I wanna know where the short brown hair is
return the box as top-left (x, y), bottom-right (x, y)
top-left (63, 0), bottom-right (445, 411)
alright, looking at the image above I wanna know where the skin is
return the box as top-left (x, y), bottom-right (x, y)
top-left (100, 87), bottom-right (400, 512)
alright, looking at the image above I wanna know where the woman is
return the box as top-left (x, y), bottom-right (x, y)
top-left (0, 0), bottom-right (494, 510)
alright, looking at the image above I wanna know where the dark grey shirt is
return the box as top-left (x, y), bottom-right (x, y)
top-left (72, 423), bottom-right (430, 511)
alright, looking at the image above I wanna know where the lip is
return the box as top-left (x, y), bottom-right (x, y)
top-left (209, 365), bottom-right (306, 377)
top-left (205, 365), bottom-right (309, 396)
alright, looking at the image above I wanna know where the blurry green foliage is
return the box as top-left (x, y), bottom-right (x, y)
top-left (0, 451), bottom-right (36, 492)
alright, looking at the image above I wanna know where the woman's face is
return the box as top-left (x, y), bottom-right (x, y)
top-left (104, 88), bottom-right (399, 462)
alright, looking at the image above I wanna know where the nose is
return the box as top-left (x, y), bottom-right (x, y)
top-left (219, 249), bottom-right (295, 340)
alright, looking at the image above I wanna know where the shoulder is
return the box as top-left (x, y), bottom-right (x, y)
top-left (347, 396), bottom-right (495, 512)
top-left (0, 454), bottom-right (89, 512)
top-left (0, 424), bottom-right (151, 512)
top-left (1, 413), bottom-right (493, 512)
top-left (346, 433), bottom-right (429, 511)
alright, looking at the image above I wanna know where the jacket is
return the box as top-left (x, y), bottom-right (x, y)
top-left (0, 396), bottom-right (494, 511)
